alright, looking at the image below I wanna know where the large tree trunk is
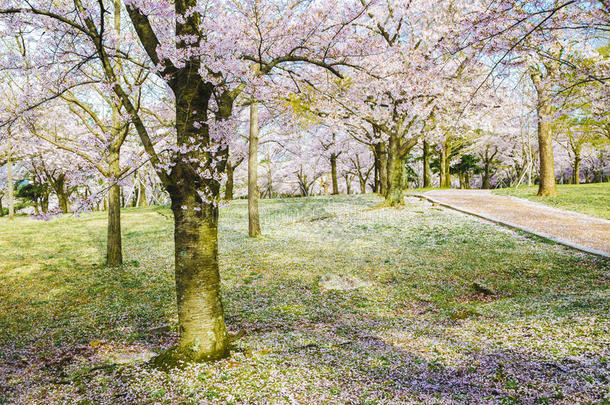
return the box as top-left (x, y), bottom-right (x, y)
top-left (422, 140), bottom-right (431, 188)
top-left (224, 162), bottom-right (235, 200)
top-left (359, 175), bottom-right (366, 194)
top-left (168, 191), bottom-right (228, 363)
top-left (385, 135), bottom-right (404, 205)
top-left (330, 153), bottom-right (339, 195)
top-left (248, 101), bottom-right (261, 237)
top-left (106, 150), bottom-right (123, 267)
top-left (152, 63), bottom-right (230, 365)
top-left (377, 142), bottom-right (388, 196)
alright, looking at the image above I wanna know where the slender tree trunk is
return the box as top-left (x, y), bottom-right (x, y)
top-left (439, 146), bottom-right (451, 188)
top-left (377, 142), bottom-right (388, 196)
top-left (138, 179), bottom-right (148, 207)
top-left (7, 146), bottom-right (14, 220)
top-left (0, 196), bottom-right (3, 217)
top-left (267, 162), bottom-right (273, 198)
top-left (572, 152), bottom-right (581, 185)
top-left (529, 70), bottom-right (558, 197)
top-left (224, 162), bottom-right (235, 200)
top-left (422, 140), bottom-right (431, 188)
top-left (373, 148), bottom-right (379, 193)
top-left (330, 153), bottom-right (339, 195)
top-left (443, 149), bottom-right (451, 188)
top-left (482, 161), bottom-right (491, 189)
top-left (248, 100), bottom-right (261, 237)
top-left (536, 102), bottom-right (557, 196)
top-left (41, 194), bottom-right (49, 213)
top-left (106, 150), bottom-right (123, 266)
top-left (385, 135), bottom-right (404, 205)
top-left (359, 175), bottom-right (366, 194)
top-left (131, 186), bottom-right (138, 207)
top-left (344, 174), bottom-right (351, 194)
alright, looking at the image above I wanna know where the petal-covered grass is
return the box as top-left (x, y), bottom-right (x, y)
top-left (0, 195), bottom-right (608, 404)
top-left (493, 183), bottom-right (610, 220)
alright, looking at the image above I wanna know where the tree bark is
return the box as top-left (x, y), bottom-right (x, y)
top-left (344, 174), bottom-right (351, 194)
top-left (152, 63), bottom-right (230, 365)
top-left (266, 160), bottom-right (273, 198)
top-left (536, 101), bottom-right (557, 196)
top-left (373, 147), bottom-right (379, 193)
top-left (57, 190), bottom-right (69, 213)
top-left (224, 162), bottom-right (235, 200)
top-left (482, 154), bottom-right (491, 189)
top-left (248, 100), bottom-right (261, 237)
top-left (572, 152), bottom-right (581, 185)
top-left (530, 69), bottom-right (558, 197)
top-left (106, 150), bottom-right (123, 266)
top-left (422, 140), bottom-right (431, 188)
top-left (138, 179), bottom-right (148, 207)
top-left (7, 145), bottom-right (14, 220)
top-left (330, 153), bottom-right (339, 195)
top-left (41, 194), bottom-right (49, 213)
top-left (168, 192), bottom-right (228, 363)
top-left (385, 135), bottom-right (404, 205)
top-left (377, 142), bottom-right (388, 196)
top-left (439, 145), bottom-right (451, 188)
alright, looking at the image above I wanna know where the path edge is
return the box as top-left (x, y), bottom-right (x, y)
top-left (410, 194), bottom-right (609, 260)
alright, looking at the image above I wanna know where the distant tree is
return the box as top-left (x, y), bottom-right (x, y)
top-left (452, 154), bottom-right (483, 189)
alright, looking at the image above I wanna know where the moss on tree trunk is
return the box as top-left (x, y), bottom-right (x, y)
top-left (160, 194), bottom-right (229, 365)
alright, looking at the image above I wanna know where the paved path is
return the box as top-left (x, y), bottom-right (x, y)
top-left (416, 189), bottom-right (610, 258)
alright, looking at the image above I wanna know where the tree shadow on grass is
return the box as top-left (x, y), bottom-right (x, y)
top-left (221, 276), bottom-right (609, 403)
top-left (267, 319), bottom-right (608, 403)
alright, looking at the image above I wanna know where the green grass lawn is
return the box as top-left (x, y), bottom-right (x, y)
top-left (494, 182), bottom-right (610, 220)
top-left (0, 195), bottom-right (608, 404)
